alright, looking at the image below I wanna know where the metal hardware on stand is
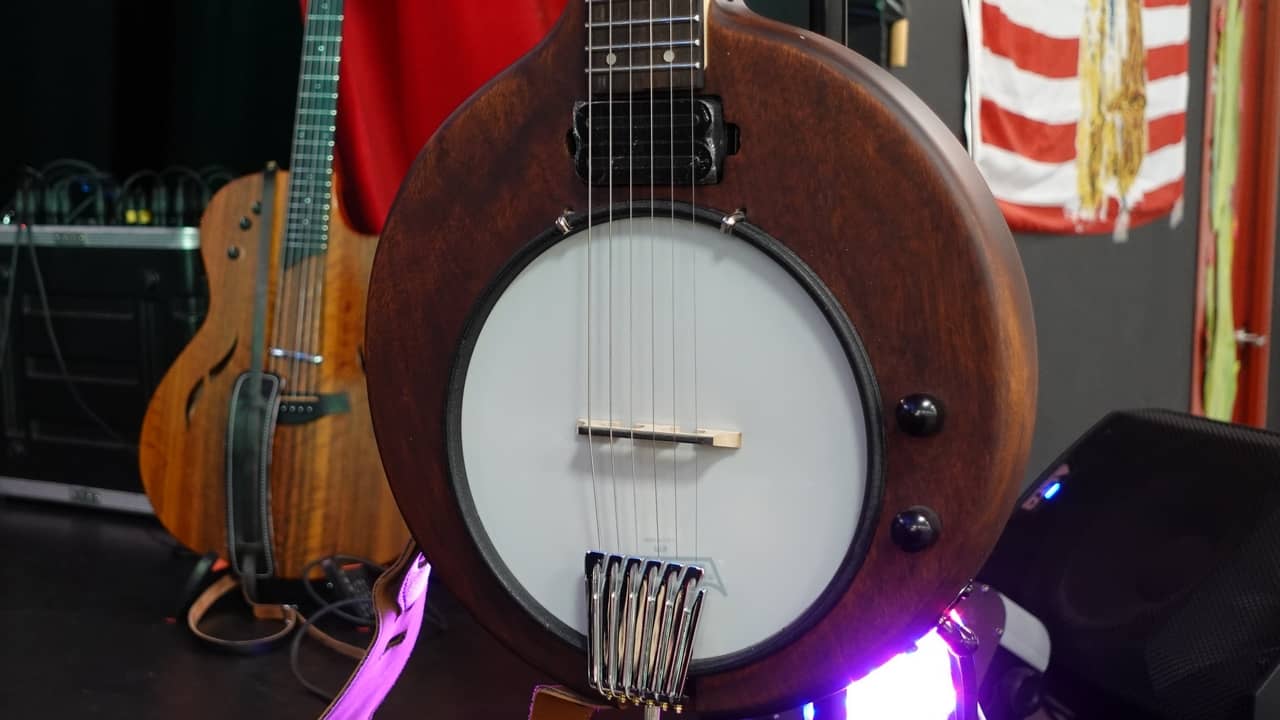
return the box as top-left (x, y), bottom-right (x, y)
top-left (939, 582), bottom-right (982, 720)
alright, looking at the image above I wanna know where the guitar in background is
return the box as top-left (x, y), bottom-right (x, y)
top-left (139, 0), bottom-right (407, 587)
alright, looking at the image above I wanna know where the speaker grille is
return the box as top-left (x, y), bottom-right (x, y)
top-left (980, 409), bottom-right (1280, 719)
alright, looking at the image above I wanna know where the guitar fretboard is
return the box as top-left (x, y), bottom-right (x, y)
top-left (285, 0), bottom-right (344, 265)
top-left (587, 0), bottom-right (705, 94)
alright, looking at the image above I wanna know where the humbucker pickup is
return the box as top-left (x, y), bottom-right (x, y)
top-left (569, 96), bottom-right (737, 186)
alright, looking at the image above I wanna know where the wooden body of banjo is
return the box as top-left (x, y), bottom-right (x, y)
top-left (364, 0), bottom-right (1036, 716)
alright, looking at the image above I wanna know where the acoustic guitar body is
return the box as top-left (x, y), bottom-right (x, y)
top-left (139, 170), bottom-right (409, 578)
top-left (367, 0), bottom-right (1035, 716)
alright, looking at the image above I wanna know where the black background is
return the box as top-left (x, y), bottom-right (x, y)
top-left (0, 1), bottom-right (301, 196)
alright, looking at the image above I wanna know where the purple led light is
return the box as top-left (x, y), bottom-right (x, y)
top-left (842, 628), bottom-right (957, 718)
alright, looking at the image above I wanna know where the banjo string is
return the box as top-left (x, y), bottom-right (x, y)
top-left (607, 0), bottom-right (622, 554)
top-left (669, 0), bottom-right (679, 562)
top-left (690, 0), bottom-right (699, 563)
top-left (649, 0), bottom-right (661, 559)
top-left (587, 0), bottom-right (602, 549)
top-left (628, 0), bottom-right (640, 557)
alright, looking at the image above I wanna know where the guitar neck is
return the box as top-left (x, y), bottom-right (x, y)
top-left (587, 0), bottom-right (707, 94)
top-left (285, 0), bottom-right (345, 264)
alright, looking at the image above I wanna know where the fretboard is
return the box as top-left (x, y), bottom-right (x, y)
top-left (285, 0), bottom-right (345, 265)
top-left (587, 0), bottom-right (705, 94)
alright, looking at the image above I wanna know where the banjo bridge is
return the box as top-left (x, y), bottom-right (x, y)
top-left (576, 419), bottom-right (742, 449)
top-left (586, 551), bottom-right (707, 712)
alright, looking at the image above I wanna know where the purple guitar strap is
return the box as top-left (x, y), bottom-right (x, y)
top-left (318, 540), bottom-right (432, 720)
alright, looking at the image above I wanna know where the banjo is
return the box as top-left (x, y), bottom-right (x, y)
top-left (363, 0), bottom-right (1036, 716)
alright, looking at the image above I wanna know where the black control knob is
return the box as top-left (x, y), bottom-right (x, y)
top-left (896, 394), bottom-right (944, 436)
top-left (891, 506), bottom-right (940, 552)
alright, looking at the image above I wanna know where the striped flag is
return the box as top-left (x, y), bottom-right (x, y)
top-left (963, 0), bottom-right (1191, 238)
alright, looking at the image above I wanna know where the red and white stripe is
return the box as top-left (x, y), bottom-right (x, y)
top-left (963, 0), bottom-right (1191, 235)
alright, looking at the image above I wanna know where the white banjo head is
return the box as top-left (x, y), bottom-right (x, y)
top-left (453, 207), bottom-right (880, 670)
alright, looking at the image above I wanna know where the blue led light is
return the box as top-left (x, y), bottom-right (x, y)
top-left (802, 702), bottom-right (815, 720)
top-left (1043, 481), bottom-right (1061, 500)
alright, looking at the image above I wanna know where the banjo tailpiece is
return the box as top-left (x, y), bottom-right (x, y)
top-left (585, 551), bottom-right (707, 713)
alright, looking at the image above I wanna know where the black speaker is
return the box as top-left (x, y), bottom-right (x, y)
top-left (0, 224), bottom-right (207, 512)
top-left (978, 409), bottom-right (1280, 720)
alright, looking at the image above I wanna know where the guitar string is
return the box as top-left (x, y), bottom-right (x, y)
top-left (302, 11), bottom-right (340, 398)
top-left (295, 9), bottom-right (328, 399)
top-left (669, 0), bottom-right (678, 561)
top-left (298, 7), bottom-right (336, 399)
top-left (586, 0), bottom-right (602, 550)
top-left (302, 8), bottom-right (342, 514)
top-left (627, 0), bottom-right (640, 558)
top-left (278, 6), bottom-right (323, 516)
top-left (296, 7), bottom-right (337, 507)
top-left (690, 0), bottom-right (698, 562)
top-left (607, 0), bottom-right (622, 554)
top-left (292, 5), bottom-right (331, 522)
top-left (288, 15), bottom-right (319, 403)
top-left (271, 6), bottom-right (312, 387)
top-left (649, 0), bottom-right (660, 559)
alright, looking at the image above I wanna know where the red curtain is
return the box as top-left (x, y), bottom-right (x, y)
top-left (306, 0), bottom-right (569, 234)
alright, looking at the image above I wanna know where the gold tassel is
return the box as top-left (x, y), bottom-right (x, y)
top-left (1075, 0), bottom-right (1148, 223)
top-left (1113, 0), bottom-right (1148, 203)
top-left (1076, 0), bottom-right (1107, 217)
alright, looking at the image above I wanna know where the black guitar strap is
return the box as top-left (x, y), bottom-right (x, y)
top-left (224, 370), bottom-right (282, 590)
top-left (224, 163), bottom-right (280, 596)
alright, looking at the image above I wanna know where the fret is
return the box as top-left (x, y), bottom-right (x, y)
top-left (587, 38), bottom-right (698, 51)
top-left (299, 91), bottom-right (339, 98)
top-left (587, 62), bottom-right (699, 74)
top-left (303, 34), bottom-right (344, 41)
top-left (301, 73), bottom-right (340, 80)
top-left (586, 15), bottom-right (697, 28)
top-left (287, 180), bottom-right (332, 188)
